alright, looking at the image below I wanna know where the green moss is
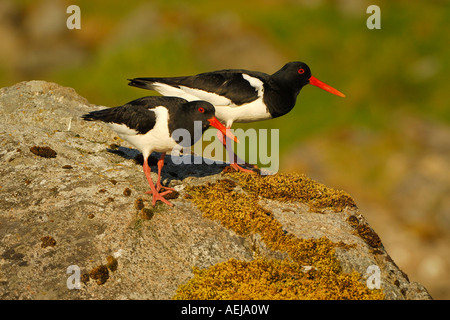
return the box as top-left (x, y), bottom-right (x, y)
top-left (175, 173), bottom-right (384, 300)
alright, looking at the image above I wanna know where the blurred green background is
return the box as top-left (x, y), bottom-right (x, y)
top-left (1, 0), bottom-right (449, 299)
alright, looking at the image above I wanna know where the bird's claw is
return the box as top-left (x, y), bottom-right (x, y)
top-left (145, 190), bottom-right (174, 206)
top-left (230, 163), bottom-right (260, 174)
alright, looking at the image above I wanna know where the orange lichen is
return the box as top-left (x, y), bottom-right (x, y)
top-left (228, 172), bottom-right (357, 212)
top-left (40, 236), bottom-right (56, 248)
top-left (89, 265), bottom-right (109, 285)
top-left (106, 255), bottom-right (118, 272)
top-left (30, 145), bottom-right (57, 158)
top-left (175, 174), bottom-right (384, 300)
top-left (347, 215), bottom-right (383, 248)
top-left (174, 258), bottom-right (383, 300)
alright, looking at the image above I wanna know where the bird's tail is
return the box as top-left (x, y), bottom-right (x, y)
top-left (81, 111), bottom-right (100, 122)
top-left (127, 78), bottom-right (156, 90)
top-left (82, 107), bottom-right (116, 122)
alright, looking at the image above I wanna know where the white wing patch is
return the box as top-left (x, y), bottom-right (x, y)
top-left (152, 82), bottom-right (232, 106)
top-left (152, 83), bottom-right (200, 101)
top-left (179, 85), bottom-right (232, 106)
top-left (242, 74), bottom-right (264, 97)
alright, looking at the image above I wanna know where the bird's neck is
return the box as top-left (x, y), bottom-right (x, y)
top-left (264, 76), bottom-right (302, 119)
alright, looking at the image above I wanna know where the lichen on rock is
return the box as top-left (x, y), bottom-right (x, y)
top-left (176, 176), bottom-right (384, 300)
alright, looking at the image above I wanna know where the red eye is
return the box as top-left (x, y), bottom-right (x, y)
top-left (198, 107), bottom-right (205, 113)
top-left (298, 68), bottom-right (305, 74)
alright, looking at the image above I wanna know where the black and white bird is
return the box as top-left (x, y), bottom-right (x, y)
top-left (82, 96), bottom-right (237, 206)
top-left (128, 61), bottom-right (345, 172)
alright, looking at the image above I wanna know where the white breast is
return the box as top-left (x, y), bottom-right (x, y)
top-left (215, 99), bottom-right (271, 127)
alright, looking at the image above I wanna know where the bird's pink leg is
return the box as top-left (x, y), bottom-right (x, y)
top-left (143, 157), bottom-right (173, 206)
top-left (155, 153), bottom-right (175, 193)
top-left (216, 129), bottom-right (257, 173)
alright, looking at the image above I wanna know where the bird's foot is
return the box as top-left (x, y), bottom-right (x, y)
top-left (156, 183), bottom-right (175, 193)
top-left (145, 189), bottom-right (174, 206)
top-left (229, 163), bottom-right (260, 174)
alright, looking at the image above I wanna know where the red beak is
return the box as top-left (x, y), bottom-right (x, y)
top-left (309, 76), bottom-right (346, 98)
top-left (208, 117), bottom-right (239, 143)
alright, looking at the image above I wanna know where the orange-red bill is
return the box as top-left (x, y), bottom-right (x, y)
top-left (208, 117), bottom-right (239, 143)
top-left (309, 76), bottom-right (346, 98)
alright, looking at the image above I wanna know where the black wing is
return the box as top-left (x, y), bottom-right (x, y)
top-left (128, 70), bottom-right (269, 105)
top-left (82, 96), bottom-right (187, 135)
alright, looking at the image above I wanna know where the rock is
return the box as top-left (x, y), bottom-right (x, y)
top-left (0, 81), bottom-right (432, 300)
top-left (282, 117), bottom-right (450, 298)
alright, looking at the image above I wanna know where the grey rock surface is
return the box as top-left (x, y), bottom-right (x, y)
top-left (0, 81), bottom-right (432, 299)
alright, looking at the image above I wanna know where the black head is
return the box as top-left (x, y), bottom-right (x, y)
top-left (273, 61), bottom-right (312, 89)
top-left (170, 100), bottom-right (237, 147)
top-left (273, 61), bottom-right (345, 97)
top-left (183, 100), bottom-right (216, 132)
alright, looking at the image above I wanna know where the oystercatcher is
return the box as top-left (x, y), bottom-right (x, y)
top-left (128, 61), bottom-right (345, 172)
top-left (82, 96), bottom-right (238, 206)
